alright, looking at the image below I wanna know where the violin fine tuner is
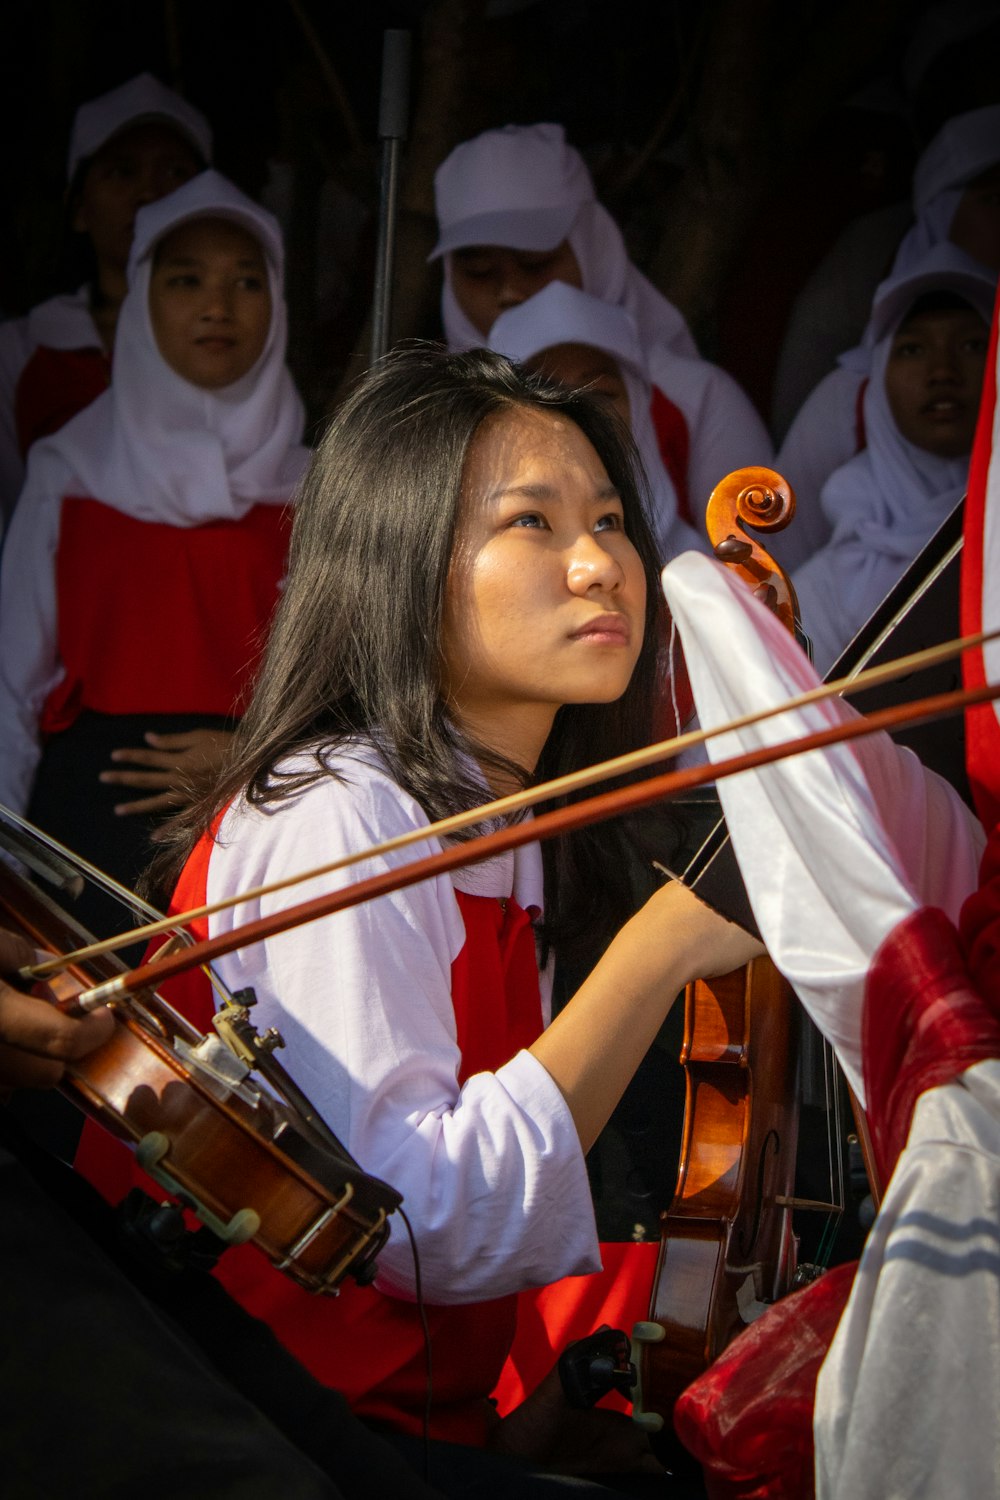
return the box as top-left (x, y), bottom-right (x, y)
top-left (212, 987), bottom-right (286, 1068)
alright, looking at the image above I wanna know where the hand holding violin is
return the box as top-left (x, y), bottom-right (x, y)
top-left (0, 930), bottom-right (113, 1090)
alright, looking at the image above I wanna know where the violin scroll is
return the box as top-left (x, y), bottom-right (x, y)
top-left (706, 468), bottom-right (800, 636)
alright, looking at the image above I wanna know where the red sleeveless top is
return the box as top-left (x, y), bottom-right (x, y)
top-left (40, 497), bottom-right (291, 736)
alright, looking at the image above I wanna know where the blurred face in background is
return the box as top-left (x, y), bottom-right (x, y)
top-left (149, 217), bottom-right (271, 389)
top-left (73, 122), bottom-right (204, 274)
top-left (449, 241), bottom-right (583, 337)
top-left (885, 299), bottom-right (989, 459)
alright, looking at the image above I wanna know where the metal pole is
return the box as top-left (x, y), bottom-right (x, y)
top-left (370, 29), bottom-right (411, 365)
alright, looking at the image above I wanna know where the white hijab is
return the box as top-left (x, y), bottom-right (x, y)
top-left (795, 251), bottom-right (996, 672)
top-left (487, 281), bottom-right (706, 561)
top-left (431, 124), bottom-right (698, 359)
top-left (840, 106), bottom-right (1000, 373)
top-left (40, 170), bottom-right (308, 526)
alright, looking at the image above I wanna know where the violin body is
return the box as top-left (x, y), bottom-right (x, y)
top-left (632, 959), bottom-right (799, 1429)
top-left (0, 855), bottom-right (399, 1295)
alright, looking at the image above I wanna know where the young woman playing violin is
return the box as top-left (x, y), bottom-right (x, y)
top-left (83, 345), bottom-right (759, 1491)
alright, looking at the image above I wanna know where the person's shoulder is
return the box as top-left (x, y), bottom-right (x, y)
top-left (647, 343), bottom-right (765, 421)
top-left (221, 742), bottom-right (436, 861)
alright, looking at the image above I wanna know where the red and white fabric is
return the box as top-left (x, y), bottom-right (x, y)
top-left (961, 276), bottom-right (1000, 830)
top-left (659, 550), bottom-right (999, 1497)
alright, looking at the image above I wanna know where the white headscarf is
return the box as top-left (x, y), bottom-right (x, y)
top-left (795, 249), bottom-right (996, 673)
top-left (840, 106), bottom-right (1000, 372)
top-left (41, 170), bottom-right (308, 526)
top-left (431, 124), bottom-right (698, 359)
top-left (487, 281), bottom-right (705, 561)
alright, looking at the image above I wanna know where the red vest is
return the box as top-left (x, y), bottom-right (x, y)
top-left (40, 497), bottom-right (291, 735)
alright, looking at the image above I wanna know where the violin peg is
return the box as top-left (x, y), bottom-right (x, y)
top-left (714, 535), bottom-right (753, 564)
top-left (753, 582), bottom-right (778, 610)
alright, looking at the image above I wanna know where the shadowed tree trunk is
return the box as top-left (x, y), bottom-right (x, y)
top-left (648, 0), bottom-right (914, 347)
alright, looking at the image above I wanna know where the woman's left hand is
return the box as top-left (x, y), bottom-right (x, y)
top-left (99, 728), bottom-right (233, 816)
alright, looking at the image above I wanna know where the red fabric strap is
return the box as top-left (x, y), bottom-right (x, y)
top-left (649, 385), bottom-right (691, 525)
top-left (960, 282), bottom-right (1000, 830)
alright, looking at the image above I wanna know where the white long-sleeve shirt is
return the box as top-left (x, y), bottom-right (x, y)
top-left (203, 745), bottom-right (600, 1304)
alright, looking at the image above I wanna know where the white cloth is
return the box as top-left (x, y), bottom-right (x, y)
top-left (0, 171), bottom-right (307, 813)
top-left (644, 341), bottom-right (774, 523)
top-left (814, 1058), bottom-right (1000, 1499)
top-left (792, 250), bottom-right (995, 675)
top-left (203, 745), bottom-right (599, 1303)
top-left (659, 551), bottom-right (985, 1100)
top-left (487, 282), bottom-right (708, 560)
top-left (772, 365), bottom-right (862, 571)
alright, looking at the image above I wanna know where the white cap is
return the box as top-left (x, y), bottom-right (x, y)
top-left (128, 170), bottom-right (284, 285)
top-left (868, 242), bottom-right (996, 343)
top-left (430, 123), bottom-right (594, 259)
top-left (489, 281), bottom-right (645, 377)
top-left (67, 72), bottom-right (213, 181)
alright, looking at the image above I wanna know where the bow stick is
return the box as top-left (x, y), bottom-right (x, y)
top-left (22, 625), bottom-right (1000, 983)
top-left (68, 673), bottom-right (1000, 1012)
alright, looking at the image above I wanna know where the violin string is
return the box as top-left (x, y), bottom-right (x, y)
top-left (22, 624), bottom-right (1000, 981)
top-left (667, 613), bottom-right (682, 738)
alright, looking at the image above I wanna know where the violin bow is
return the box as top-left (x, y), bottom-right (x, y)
top-left (70, 671), bottom-right (1000, 1011)
top-left (22, 625), bottom-right (999, 984)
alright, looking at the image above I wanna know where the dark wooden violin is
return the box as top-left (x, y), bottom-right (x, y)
top-left (0, 815), bottom-right (400, 1295)
top-left (631, 468), bottom-right (807, 1436)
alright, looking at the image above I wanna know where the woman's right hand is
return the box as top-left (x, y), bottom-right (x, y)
top-left (530, 878), bottom-right (765, 1154)
top-left (0, 931), bottom-right (114, 1090)
top-left (643, 877), bottom-right (765, 985)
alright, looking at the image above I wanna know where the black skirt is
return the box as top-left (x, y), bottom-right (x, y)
top-left (27, 707), bottom-right (233, 940)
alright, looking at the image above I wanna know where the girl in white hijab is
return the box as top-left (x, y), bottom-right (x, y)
top-left (488, 280), bottom-right (710, 562)
top-left (776, 104), bottom-right (1000, 571)
top-left (431, 123), bottom-right (774, 510)
top-left (0, 73), bottom-right (212, 524)
top-left (793, 247), bottom-right (994, 676)
top-left (0, 170), bottom-right (308, 926)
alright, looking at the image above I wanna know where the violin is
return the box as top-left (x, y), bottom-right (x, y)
top-left (0, 822), bottom-right (399, 1295)
top-left (631, 469), bottom-right (807, 1437)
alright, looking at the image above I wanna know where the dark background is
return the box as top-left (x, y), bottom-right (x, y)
top-left (2, 0), bottom-right (997, 427)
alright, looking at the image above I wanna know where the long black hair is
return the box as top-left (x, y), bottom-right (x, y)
top-left (149, 343), bottom-right (673, 957)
